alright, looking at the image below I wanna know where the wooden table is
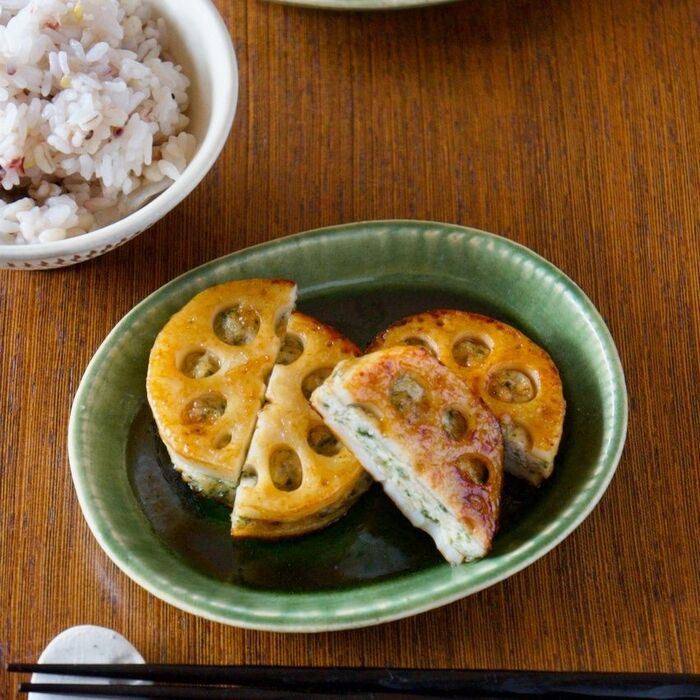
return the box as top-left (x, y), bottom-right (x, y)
top-left (2, 0), bottom-right (699, 694)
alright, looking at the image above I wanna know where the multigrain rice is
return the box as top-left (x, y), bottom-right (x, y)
top-left (0, 0), bottom-right (196, 244)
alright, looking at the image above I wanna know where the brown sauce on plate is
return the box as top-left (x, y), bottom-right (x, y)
top-left (127, 284), bottom-right (539, 592)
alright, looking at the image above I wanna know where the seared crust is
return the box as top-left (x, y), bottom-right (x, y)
top-left (232, 312), bottom-right (370, 538)
top-left (146, 279), bottom-right (297, 499)
top-left (312, 345), bottom-right (504, 560)
top-left (369, 310), bottom-right (565, 485)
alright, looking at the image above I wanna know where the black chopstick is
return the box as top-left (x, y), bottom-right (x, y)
top-left (17, 684), bottom-right (449, 699)
top-left (8, 666), bottom-right (700, 699)
top-left (18, 685), bottom-right (298, 699)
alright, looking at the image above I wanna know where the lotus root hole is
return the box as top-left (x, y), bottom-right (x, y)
top-left (181, 350), bottom-right (221, 379)
top-left (308, 425), bottom-right (341, 456)
top-left (182, 392), bottom-right (227, 425)
top-left (389, 372), bottom-right (425, 413)
top-left (302, 367), bottom-right (333, 399)
top-left (240, 465), bottom-right (258, 488)
top-left (488, 369), bottom-right (537, 403)
top-left (452, 336), bottom-right (491, 367)
top-left (269, 448), bottom-right (303, 491)
top-left (214, 304), bottom-right (260, 345)
top-left (401, 336), bottom-right (437, 356)
top-left (277, 334), bottom-right (304, 365)
top-left (213, 432), bottom-right (232, 450)
top-left (457, 455), bottom-right (490, 485)
top-left (442, 408), bottom-right (468, 439)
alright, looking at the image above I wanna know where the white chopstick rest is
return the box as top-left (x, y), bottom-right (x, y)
top-left (30, 625), bottom-right (146, 700)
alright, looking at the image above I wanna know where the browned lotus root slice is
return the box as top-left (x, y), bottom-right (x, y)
top-left (369, 311), bottom-right (565, 485)
top-left (311, 345), bottom-right (503, 564)
top-left (232, 313), bottom-right (371, 538)
top-left (146, 279), bottom-right (297, 503)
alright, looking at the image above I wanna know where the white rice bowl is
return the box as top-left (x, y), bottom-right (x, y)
top-left (0, 0), bottom-right (198, 245)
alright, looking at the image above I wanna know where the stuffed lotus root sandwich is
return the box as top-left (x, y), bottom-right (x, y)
top-left (147, 279), bottom-right (297, 504)
top-left (369, 311), bottom-right (566, 486)
top-left (147, 279), bottom-right (369, 539)
top-left (232, 312), bottom-right (371, 538)
top-left (311, 345), bottom-right (504, 564)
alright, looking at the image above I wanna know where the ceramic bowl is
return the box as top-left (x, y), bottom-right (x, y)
top-left (69, 221), bottom-right (628, 631)
top-left (266, 0), bottom-right (455, 10)
top-left (0, 0), bottom-right (237, 270)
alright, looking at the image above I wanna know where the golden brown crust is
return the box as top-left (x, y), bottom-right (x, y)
top-left (329, 345), bottom-right (503, 544)
top-left (369, 310), bottom-right (566, 484)
top-left (231, 312), bottom-right (369, 538)
top-left (232, 473), bottom-right (373, 539)
top-left (146, 279), bottom-right (297, 490)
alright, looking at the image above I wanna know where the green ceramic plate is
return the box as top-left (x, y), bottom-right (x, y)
top-left (69, 220), bottom-right (627, 632)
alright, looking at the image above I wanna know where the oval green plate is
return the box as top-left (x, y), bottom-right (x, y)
top-left (69, 220), bottom-right (627, 632)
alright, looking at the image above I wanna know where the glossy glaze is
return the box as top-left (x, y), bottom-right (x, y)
top-left (128, 285), bottom-right (540, 591)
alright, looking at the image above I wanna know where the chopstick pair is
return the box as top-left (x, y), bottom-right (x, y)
top-left (15, 685), bottom-right (446, 699)
top-left (8, 664), bottom-right (700, 699)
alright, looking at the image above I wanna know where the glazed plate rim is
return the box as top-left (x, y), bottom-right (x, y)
top-left (68, 219), bottom-right (628, 632)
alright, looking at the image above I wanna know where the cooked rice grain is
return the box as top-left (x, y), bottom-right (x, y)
top-left (0, 0), bottom-right (196, 245)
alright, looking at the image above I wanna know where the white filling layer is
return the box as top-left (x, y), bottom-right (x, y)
top-left (167, 446), bottom-right (238, 505)
top-left (314, 393), bottom-right (486, 565)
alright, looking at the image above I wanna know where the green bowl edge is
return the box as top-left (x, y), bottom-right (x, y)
top-left (68, 219), bottom-right (629, 632)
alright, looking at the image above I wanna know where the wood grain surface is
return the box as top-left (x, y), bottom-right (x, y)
top-left (1, 0), bottom-right (699, 694)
